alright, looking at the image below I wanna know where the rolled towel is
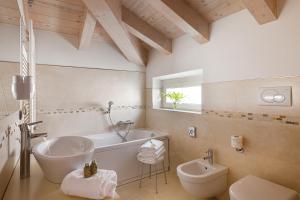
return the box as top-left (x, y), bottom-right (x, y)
top-left (137, 146), bottom-right (165, 158)
top-left (61, 169), bottom-right (117, 199)
top-left (139, 139), bottom-right (163, 153)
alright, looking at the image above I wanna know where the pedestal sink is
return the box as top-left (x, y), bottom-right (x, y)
top-left (177, 158), bottom-right (228, 199)
top-left (33, 136), bottom-right (94, 183)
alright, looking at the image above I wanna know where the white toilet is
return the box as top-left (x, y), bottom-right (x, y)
top-left (229, 175), bottom-right (298, 200)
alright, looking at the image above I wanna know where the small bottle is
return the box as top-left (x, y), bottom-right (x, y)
top-left (84, 163), bottom-right (92, 178)
top-left (90, 160), bottom-right (98, 175)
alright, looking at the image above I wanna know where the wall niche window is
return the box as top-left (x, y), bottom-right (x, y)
top-left (152, 69), bottom-right (203, 113)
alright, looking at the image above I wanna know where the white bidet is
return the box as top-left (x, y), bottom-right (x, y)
top-left (177, 158), bottom-right (228, 199)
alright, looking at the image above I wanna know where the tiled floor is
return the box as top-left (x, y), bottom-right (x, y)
top-left (3, 156), bottom-right (200, 200)
top-left (117, 172), bottom-right (200, 200)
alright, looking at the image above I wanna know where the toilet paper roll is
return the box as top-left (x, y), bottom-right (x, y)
top-left (231, 135), bottom-right (243, 149)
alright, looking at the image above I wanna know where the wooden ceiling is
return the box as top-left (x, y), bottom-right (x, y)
top-left (185, 0), bottom-right (245, 22)
top-left (0, 0), bottom-right (280, 66)
top-left (0, 0), bottom-right (111, 41)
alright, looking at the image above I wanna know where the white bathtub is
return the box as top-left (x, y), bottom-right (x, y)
top-left (85, 129), bottom-right (169, 185)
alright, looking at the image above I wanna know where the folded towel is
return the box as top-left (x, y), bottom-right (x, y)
top-left (61, 169), bottom-right (117, 200)
top-left (137, 148), bottom-right (165, 164)
top-left (137, 155), bottom-right (165, 165)
top-left (138, 146), bottom-right (165, 158)
top-left (139, 139), bottom-right (163, 153)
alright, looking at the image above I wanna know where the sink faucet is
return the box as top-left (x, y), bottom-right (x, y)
top-left (18, 121), bottom-right (47, 179)
top-left (203, 148), bottom-right (214, 165)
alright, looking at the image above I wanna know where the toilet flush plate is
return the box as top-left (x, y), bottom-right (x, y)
top-left (257, 86), bottom-right (292, 106)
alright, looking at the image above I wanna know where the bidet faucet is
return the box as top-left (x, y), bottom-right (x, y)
top-left (203, 148), bottom-right (214, 165)
top-left (19, 120), bottom-right (47, 179)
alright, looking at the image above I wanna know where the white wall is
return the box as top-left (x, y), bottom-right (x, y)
top-left (0, 23), bottom-right (145, 72)
top-left (146, 0), bottom-right (300, 87)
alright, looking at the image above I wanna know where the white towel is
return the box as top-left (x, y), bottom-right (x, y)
top-left (139, 139), bottom-right (163, 153)
top-left (137, 155), bottom-right (165, 165)
top-left (137, 146), bottom-right (165, 158)
top-left (137, 147), bottom-right (166, 164)
top-left (61, 169), bottom-right (117, 200)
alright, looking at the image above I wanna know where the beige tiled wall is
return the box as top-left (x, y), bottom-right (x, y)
top-left (0, 61), bottom-right (146, 138)
top-left (0, 112), bottom-right (20, 199)
top-left (146, 76), bottom-right (300, 199)
top-left (36, 64), bottom-right (146, 138)
top-left (202, 77), bottom-right (300, 116)
top-left (0, 62), bottom-right (19, 119)
top-left (0, 62), bottom-right (20, 199)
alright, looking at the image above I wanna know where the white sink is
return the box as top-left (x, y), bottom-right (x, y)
top-left (177, 158), bottom-right (228, 198)
top-left (33, 136), bottom-right (94, 183)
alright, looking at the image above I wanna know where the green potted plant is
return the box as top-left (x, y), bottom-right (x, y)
top-left (162, 91), bottom-right (185, 109)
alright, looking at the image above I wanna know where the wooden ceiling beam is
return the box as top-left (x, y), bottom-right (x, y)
top-left (79, 9), bottom-right (96, 49)
top-left (241, 0), bottom-right (277, 24)
top-left (148, 0), bottom-right (209, 43)
top-left (82, 0), bottom-right (146, 66)
top-left (122, 7), bottom-right (172, 55)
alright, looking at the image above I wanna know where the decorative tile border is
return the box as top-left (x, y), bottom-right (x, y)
top-left (0, 115), bottom-right (19, 151)
top-left (0, 124), bottom-right (19, 150)
top-left (201, 109), bottom-right (300, 126)
top-left (37, 105), bottom-right (146, 115)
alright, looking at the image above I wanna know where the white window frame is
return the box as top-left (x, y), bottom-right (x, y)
top-left (152, 69), bottom-right (203, 113)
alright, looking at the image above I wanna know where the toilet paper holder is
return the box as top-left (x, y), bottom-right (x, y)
top-left (231, 135), bottom-right (244, 153)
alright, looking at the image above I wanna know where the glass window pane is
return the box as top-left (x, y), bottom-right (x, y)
top-left (165, 86), bottom-right (202, 105)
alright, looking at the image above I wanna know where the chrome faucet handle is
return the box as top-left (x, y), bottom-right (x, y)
top-left (27, 121), bottom-right (43, 126)
top-left (30, 132), bottom-right (48, 139)
top-left (18, 121), bottom-right (45, 136)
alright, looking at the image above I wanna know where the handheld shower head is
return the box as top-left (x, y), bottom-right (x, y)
top-left (107, 101), bottom-right (114, 113)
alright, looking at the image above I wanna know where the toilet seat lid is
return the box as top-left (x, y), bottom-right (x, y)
top-left (229, 175), bottom-right (298, 200)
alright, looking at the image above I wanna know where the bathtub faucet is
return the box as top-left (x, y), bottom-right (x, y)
top-left (117, 120), bottom-right (134, 126)
top-left (104, 101), bottom-right (134, 142)
top-left (104, 101), bottom-right (114, 114)
top-left (116, 120), bottom-right (134, 142)
top-left (18, 121), bottom-right (48, 179)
